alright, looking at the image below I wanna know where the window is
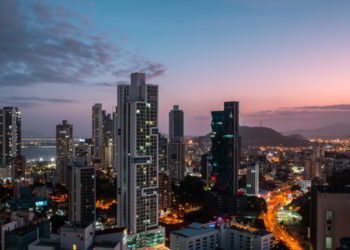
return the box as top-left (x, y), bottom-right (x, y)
top-left (326, 237), bottom-right (332, 249)
top-left (326, 210), bottom-right (333, 222)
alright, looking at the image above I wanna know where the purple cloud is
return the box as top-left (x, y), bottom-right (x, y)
top-left (0, 0), bottom-right (166, 88)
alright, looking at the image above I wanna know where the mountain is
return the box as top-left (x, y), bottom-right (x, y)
top-left (240, 126), bottom-right (309, 147)
top-left (199, 126), bottom-right (309, 147)
top-left (285, 123), bottom-right (350, 139)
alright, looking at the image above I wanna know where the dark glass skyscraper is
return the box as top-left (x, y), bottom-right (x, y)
top-left (211, 101), bottom-right (240, 212)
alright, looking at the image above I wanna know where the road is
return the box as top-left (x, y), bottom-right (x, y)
top-left (262, 186), bottom-right (304, 250)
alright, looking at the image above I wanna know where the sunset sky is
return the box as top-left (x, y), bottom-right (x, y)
top-left (1, 0), bottom-right (350, 137)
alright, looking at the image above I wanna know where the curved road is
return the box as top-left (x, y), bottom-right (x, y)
top-left (262, 186), bottom-right (303, 250)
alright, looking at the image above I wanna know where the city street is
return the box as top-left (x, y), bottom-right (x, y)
top-left (262, 186), bottom-right (304, 250)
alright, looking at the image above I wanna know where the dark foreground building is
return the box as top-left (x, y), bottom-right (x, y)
top-left (210, 101), bottom-right (241, 213)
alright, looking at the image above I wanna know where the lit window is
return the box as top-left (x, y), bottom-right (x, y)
top-left (325, 237), bottom-right (332, 249)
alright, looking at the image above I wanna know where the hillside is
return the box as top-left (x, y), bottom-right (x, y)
top-left (200, 126), bottom-right (309, 147)
top-left (285, 123), bottom-right (350, 139)
top-left (240, 126), bottom-right (309, 147)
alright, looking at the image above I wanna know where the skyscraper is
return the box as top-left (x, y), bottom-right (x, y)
top-left (168, 105), bottom-right (185, 182)
top-left (56, 120), bottom-right (74, 185)
top-left (102, 110), bottom-right (113, 172)
top-left (67, 158), bottom-right (96, 225)
top-left (246, 163), bottom-right (259, 196)
top-left (158, 133), bottom-right (168, 173)
top-left (0, 107), bottom-right (21, 178)
top-left (211, 101), bottom-right (241, 213)
top-left (169, 105), bottom-right (184, 142)
top-left (116, 73), bottom-right (164, 249)
top-left (92, 104), bottom-right (113, 171)
top-left (92, 103), bottom-right (103, 169)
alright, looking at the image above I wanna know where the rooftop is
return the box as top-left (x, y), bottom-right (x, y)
top-left (171, 227), bottom-right (217, 238)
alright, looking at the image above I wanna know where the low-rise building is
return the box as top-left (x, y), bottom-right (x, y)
top-left (28, 224), bottom-right (127, 250)
top-left (170, 223), bottom-right (219, 250)
top-left (170, 222), bottom-right (273, 250)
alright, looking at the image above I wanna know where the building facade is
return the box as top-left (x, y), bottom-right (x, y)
top-left (67, 159), bottom-right (96, 225)
top-left (0, 107), bottom-right (21, 179)
top-left (56, 120), bottom-right (74, 185)
top-left (92, 104), bottom-right (103, 169)
top-left (158, 172), bottom-right (172, 212)
top-left (116, 73), bottom-right (164, 249)
top-left (158, 133), bottom-right (168, 173)
top-left (311, 187), bottom-right (350, 250)
top-left (210, 101), bottom-right (241, 212)
top-left (246, 163), bottom-right (259, 196)
top-left (170, 222), bottom-right (272, 250)
top-left (168, 105), bottom-right (185, 182)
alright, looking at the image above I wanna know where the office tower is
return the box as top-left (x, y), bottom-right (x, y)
top-left (246, 163), bottom-right (259, 196)
top-left (102, 110), bottom-right (113, 172)
top-left (169, 105), bottom-right (184, 142)
top-left (67, 158), bottom-right (96, 225)
top-left (75, 139), bottom-right (93, 167)
top-left (56, 120), bottom-right (74, 185)
top-left (92, 104), bottom-right (113, 171)
top-left (158, 133), bottom-right (168, 173)
top-left (92, 104), bottom-right (103, 169)
top-left (0, 107), bottom-right (21, 178)
top-left (311, 186), bottom-right (350, 250)
top-left (168, 105), bottom-right (185, 182)
top-left (211, 101), bottom-right (241, 213)
top-left (158, 172), bottom-right (172, 212)
top-left (116, 73), bottom-right (165, 249)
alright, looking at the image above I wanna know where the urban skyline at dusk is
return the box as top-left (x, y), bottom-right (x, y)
top-left (2, 1), bottom-right (350, 250)
top-left (2, 0), bottom-right (350, 137)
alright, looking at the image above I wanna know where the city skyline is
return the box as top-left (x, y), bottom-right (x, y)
top-left (2, 0), bottom-right (350, 137)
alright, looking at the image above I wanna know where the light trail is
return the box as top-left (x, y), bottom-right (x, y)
top-left (262, 186), bottom-right (303, 250)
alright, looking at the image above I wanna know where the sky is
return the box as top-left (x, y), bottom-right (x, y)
top-left (1, 0), bottom-right (350, 137)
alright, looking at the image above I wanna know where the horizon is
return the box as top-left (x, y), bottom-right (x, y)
top-left (2, 0), bottom-right (350, 137)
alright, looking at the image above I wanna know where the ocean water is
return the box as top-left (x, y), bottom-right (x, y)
top-left (22, 146), bottom-right (56, 161)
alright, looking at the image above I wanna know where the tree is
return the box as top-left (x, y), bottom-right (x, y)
top-left (291, 184), bottom-right (301, 192)
top-left (174, 176), bottom-right (205, 205)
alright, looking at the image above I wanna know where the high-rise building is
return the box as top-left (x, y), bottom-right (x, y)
top-left (92, 104), bottom-right (103, 169)
top-left (211, 101), bottom-right (241, 213)
top-left (116, 73), bottom-right (165, 249)
top-left (56, 120), bottom-right (74, 185)
top-left (246, 164), bottom-right (259, 196)
top-left (158, 172), bottom-right (172, 212)
top-left (0, 107), bottom-right (21, 178)
top-left (169, 105), bottom-right (184, 142)
top-left (92, 104), bottom-right (113, 171)
top-left (158, 133), bottom-right (168, 173)
top-left (102, 110), bottom-right (113, 172)
top-left (112, 107), bottom-right (118, 175)
top-left (75, 139), bottom-right (93, 167)
top-left (67, 158), bottom-right (96, 226)
top-left (168, 105), bottom-right (185, 182)
top-left (311, 186), bottom-right (350, 250)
